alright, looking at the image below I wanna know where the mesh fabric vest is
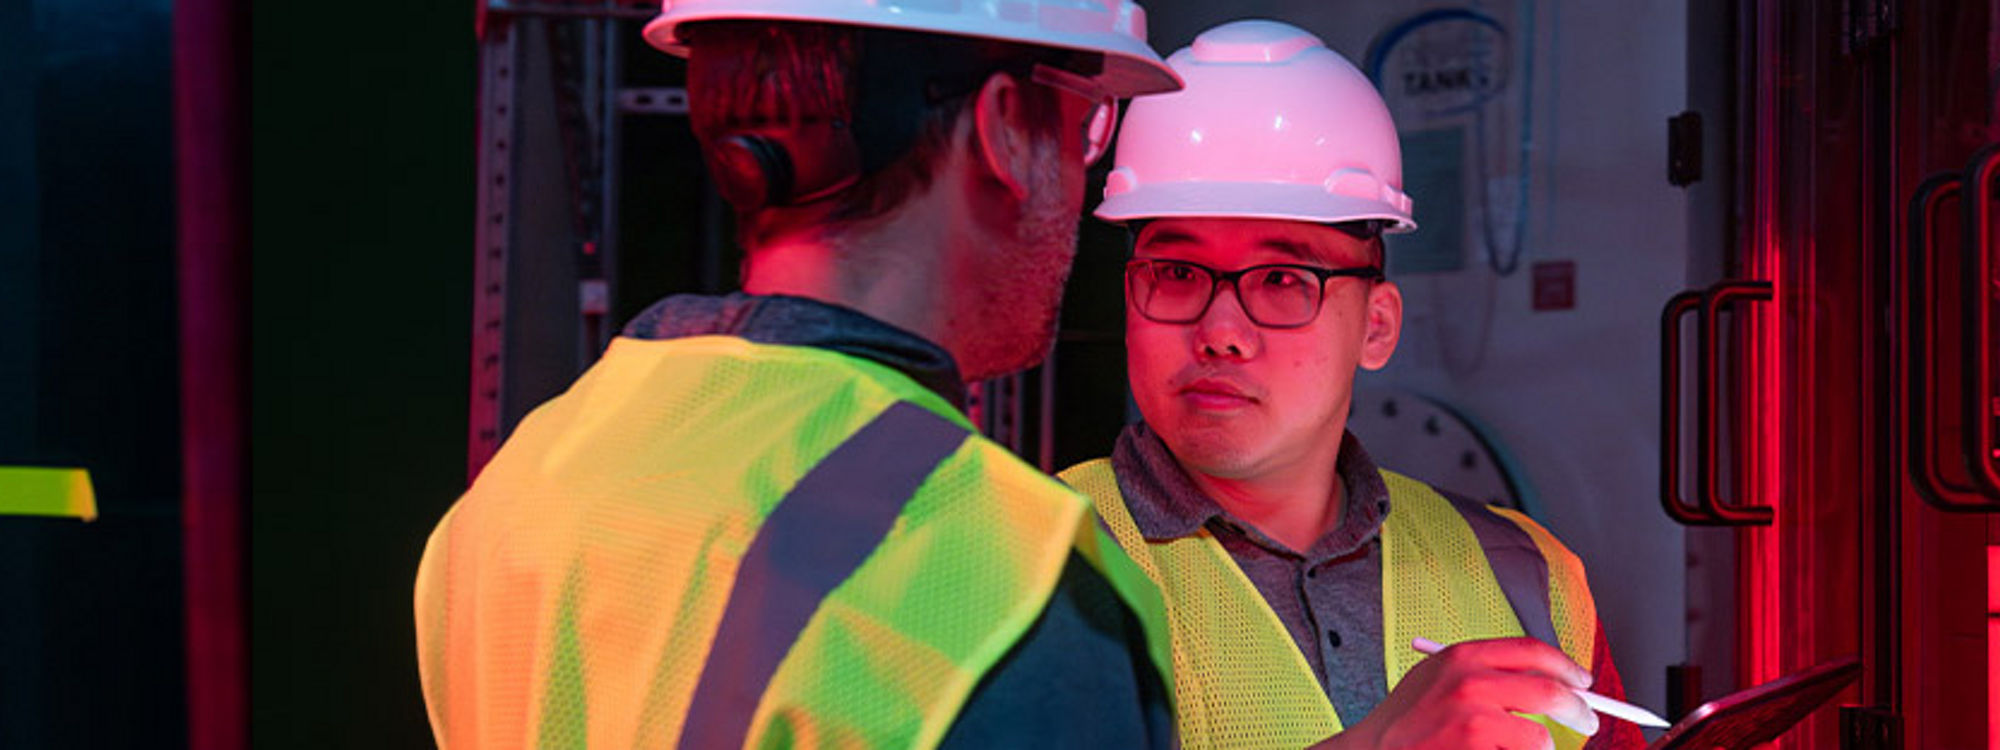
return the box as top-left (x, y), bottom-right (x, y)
top-left (1060, 459), bottom-right (1597, 750)
top-left (416, 337), bottom-right (1168, 749)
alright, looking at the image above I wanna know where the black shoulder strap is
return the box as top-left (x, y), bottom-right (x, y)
top-left (678, 401), bottom-right (972, 750)
top-left (1437, 490), bottom-right (1561, 651)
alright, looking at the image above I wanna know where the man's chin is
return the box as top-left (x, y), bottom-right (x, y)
top-left (1159, 429), bottom-right (1265, 479)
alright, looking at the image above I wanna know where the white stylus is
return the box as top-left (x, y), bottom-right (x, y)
top-left (1410, 637), bottom-right (1672, 729)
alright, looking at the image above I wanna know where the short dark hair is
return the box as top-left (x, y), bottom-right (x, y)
top-left (684, 21), bottom-right (1080, 247)
top-left (1331, 221), bottom-right (1389, 270)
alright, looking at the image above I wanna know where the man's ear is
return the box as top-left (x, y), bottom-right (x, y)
top-left (971, 71), bottom-right (1033, 201)
top-left (1359, 280), bottom-right (1403, 370)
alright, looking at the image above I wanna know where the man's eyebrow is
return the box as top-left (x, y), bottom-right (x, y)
top-left (1256, 238), bottom-right (1319, 263)
top-left (1139, 228), bottom-right (1198, 247)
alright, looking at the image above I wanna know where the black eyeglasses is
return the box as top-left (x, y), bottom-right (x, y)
top-left (1125, 258), bottom-right (1383, 329)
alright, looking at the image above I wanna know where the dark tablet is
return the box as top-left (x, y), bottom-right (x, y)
top-left (1649, 656), bottom-right (1861, 750)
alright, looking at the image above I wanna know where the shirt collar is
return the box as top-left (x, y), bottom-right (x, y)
top-left (1111, 421), bottom-right (1393, 561)
top-left (621, 292), bottom-right (967, 407)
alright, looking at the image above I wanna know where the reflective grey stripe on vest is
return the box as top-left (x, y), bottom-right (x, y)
top-left (1437, 491), bottom-right (1561, 650)
top-left (677, 401), bottom-right (972, 750)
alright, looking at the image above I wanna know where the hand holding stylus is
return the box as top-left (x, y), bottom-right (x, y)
top-left (1412, 637), bottom-right (1670, 729)
top-left (1309, 636), bottom-right (1599, 750)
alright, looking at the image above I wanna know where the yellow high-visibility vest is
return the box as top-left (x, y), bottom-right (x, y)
top-left (1060, 458), bottom-right (1597, 750)
top-left (416, 336), bottom-right (1169, 749)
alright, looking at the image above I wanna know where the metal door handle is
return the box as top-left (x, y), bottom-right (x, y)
top-left (1957, 144), bottom-right (2000, 503)
top-left (1661, 291), bottom-right (1711, 524)
top-left (1905, 171), bottom-right (1998, 510)
top-left (1697, 280), bottom-right (1777, 525)
top-left (1660, 281), bottom-right (1775, 526)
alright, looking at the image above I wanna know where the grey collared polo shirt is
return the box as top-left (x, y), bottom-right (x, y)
top-left (1110, 421), bottom-right (1395, 722)
top-left (1106, 421), bottom-right (1645, 748)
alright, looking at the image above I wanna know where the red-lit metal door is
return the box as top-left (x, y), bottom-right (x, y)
top-left (1672, 1), bottom-right (1999, 748)
top-left (1733, 5), bottom-right (1865, 748)
top-left (1877, 1), bottom-right (1997, 747)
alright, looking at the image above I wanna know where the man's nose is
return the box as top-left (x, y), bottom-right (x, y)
top-left (1194, 285), bottom-right (1260, 360)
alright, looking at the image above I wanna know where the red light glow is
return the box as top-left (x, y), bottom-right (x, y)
top-left (1989, 545), bottom-right (1998, 749)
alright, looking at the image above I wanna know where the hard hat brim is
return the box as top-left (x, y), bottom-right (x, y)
top-left (643, 5), bottom-right (1183, 98)
top-left (1095, 181), bottom-right (1417, 233)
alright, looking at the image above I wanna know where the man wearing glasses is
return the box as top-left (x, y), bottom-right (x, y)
top-left (1060, 20), bottom-right (1645, 750)
top-left (415, 1), bottom-right (1184, 747)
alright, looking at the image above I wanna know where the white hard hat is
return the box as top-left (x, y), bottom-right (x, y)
top-left (1095, 19), bottom-right (1416, 232)
top-left (644, 0), bottom-right (1182, 98)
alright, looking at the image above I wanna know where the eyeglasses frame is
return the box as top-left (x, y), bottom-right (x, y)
top-left (1124, 258), bottom-right (1385, 329)
top-left (1028, 63), bottom-right (1118, 166)
top-left (921, 62), bottom-right (1119, 167)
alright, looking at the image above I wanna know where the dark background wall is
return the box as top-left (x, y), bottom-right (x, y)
top-left (249, 3), bottom-right (472, 747)
top-left (0, 1), bottom-right (187, 747)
